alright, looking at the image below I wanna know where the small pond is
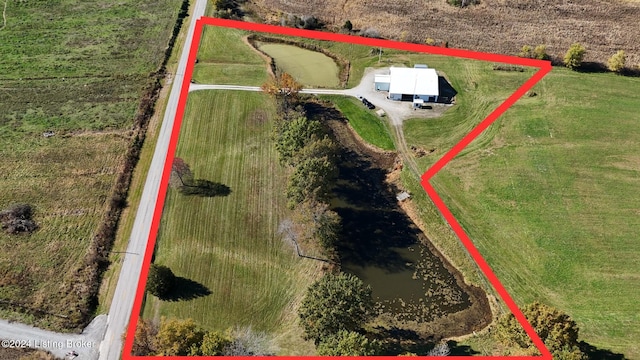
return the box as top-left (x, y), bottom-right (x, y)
top-left (258, 43), bottom-right (340, 88)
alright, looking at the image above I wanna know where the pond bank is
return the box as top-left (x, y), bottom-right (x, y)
top-left (305, 100), bottom-right (492, 341)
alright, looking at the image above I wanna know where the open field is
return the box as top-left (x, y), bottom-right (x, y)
top-left (415, 68), bottom-right (640, 358)
top-left (0, 0), bottom-right (183, 329)
top-left (258, 43), bottom-right (340, 87)
top-left (143, 90), bottom-right (323, 355)
top-left (250, 0), bottom-right (640, 65)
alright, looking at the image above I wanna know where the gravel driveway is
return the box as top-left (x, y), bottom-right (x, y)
top-left (344, 67), bottom-right (452, 126)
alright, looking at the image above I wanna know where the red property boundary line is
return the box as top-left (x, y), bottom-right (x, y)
top-left (123, 17), bottom-right (553, 360)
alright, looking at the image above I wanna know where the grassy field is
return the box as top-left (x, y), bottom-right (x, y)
top-left (258, 43), bottom-right (340, 87)
top-left (414, 68), bottom-right (640, 358)
top-left (191, 26), bottom-right (268, 85)
top-left (144, 90), bottom-right (323, 355)
top-left (0, 0), bottom-right (182, 328)
top-left (322, 95), bottom-right (395, 150)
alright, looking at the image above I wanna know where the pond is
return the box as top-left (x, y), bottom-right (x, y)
top-left (257, 43), bottom-right (340, 88)
top-left (307, 102), bottom-right (491, 338)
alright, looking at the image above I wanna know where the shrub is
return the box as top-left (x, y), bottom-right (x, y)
top-left (317, 330), bottom-right (381, 355)
top-left (533, 45), bottom-right (550, 60)
top-left (342, 20), bottom-right (353, 32)
top-left (607, 50), bottom-right (626, 73)
top-left (519, 45), bottom-right (533, 58)
top-left (496, 302), bottom-right (585, 358)
top-left (563, 43), bottom-right (586, 70)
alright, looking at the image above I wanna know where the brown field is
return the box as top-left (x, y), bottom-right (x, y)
top-left (249, 0), bottom-right (640, 65)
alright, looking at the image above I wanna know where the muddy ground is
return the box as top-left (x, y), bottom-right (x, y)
top-left (249, 0), bottom-right (640, 66)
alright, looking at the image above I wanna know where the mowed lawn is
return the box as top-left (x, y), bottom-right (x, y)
top-left (144, 91), bottom-right (323, 355)
top-left (408, 68), bottom-right (640, 357)
top-left (191, 26), bottom-right (269, 86)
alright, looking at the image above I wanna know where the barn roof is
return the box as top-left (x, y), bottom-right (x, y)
top-left (389, 67), bottom-right (439, 96)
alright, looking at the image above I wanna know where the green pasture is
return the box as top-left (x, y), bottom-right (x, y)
top-left (144, 91), bottom-right (323, 355)
top-left (258, 43), bottom-right (339, 88)
top-left (409, 67), bottom-right (640, 357)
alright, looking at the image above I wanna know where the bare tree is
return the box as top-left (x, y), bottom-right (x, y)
top-left (427, 342), bottom-right (451, 356)
top-left (170, 157), bottom-right (193, 188)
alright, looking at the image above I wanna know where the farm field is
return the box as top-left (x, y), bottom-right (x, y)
top-left (0, 0), bottom-right (183, 329)
top-left (143, 90), bottom-right (323, 355)
top-left (405, 68), bottom-right (640, 357)
top-left (258, 43), bottom-right (340, 87)
top-left (249, 0), bottom-right (640, 65)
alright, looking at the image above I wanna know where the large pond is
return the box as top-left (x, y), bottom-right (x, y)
top-left (258, 43), bottom-right (340, 88)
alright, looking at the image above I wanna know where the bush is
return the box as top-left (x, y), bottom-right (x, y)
top-left (563, 43), bottom-right (586, 70)
top-left (317, 330), bottom-right (381, 355)
top-left (146, 264), bottom-right (176, 298)
top-left (496, 302), bottom-right (585, 358)
top-left (607, 50), bottom-right (626, 73)
top-left (533, 45), bottom-right (550, 60)
top-left (342, 20), bottom-right (353, 32)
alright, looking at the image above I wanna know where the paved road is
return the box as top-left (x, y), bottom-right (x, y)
top-left (0, 315), bottom-right (106, 359)
top-left (97, 0), bottom-right (207, 359)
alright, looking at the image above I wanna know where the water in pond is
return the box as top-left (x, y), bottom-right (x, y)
top-left (330, 129), bottom-right (473, 324)
top-left (257, 43), bottom-right (340, 88)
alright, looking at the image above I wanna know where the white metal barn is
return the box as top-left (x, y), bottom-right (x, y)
top-left (374, 65), bottom-right (440, 103)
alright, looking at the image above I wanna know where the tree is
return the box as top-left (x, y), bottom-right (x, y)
top-left (170, 157), bottom-right (193, 188)
top-left (261, 71), bottom-right (302, 98)
top-left (146, 264), bottom-right (176, 298)
top-left (317, 330), bottom-right (381, 355)
top-left (222, 326), bottom-right (275, 356)
top-left (607, 50), bottom-right (626, 73)
top-left (496, 302), bottom-right (585, 358)
top-left (294, 200), bottom-right (341, 251)
top-left (286, 155), bottom-right (337, 208)
top-left (273, 116), bottom-right (323, 165)
top-left (427, 342), bottom-right (451, 356)
top-left (155, 318), bottom-right (206, 356)
top-left (132, 319), bottom-right (158, 356)
top-left (298, 273), bottom-right (374, 343)
top-left (563, 43), bottom-right (586, 70)
top-left (200, 331), bottom-right (232, 355)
